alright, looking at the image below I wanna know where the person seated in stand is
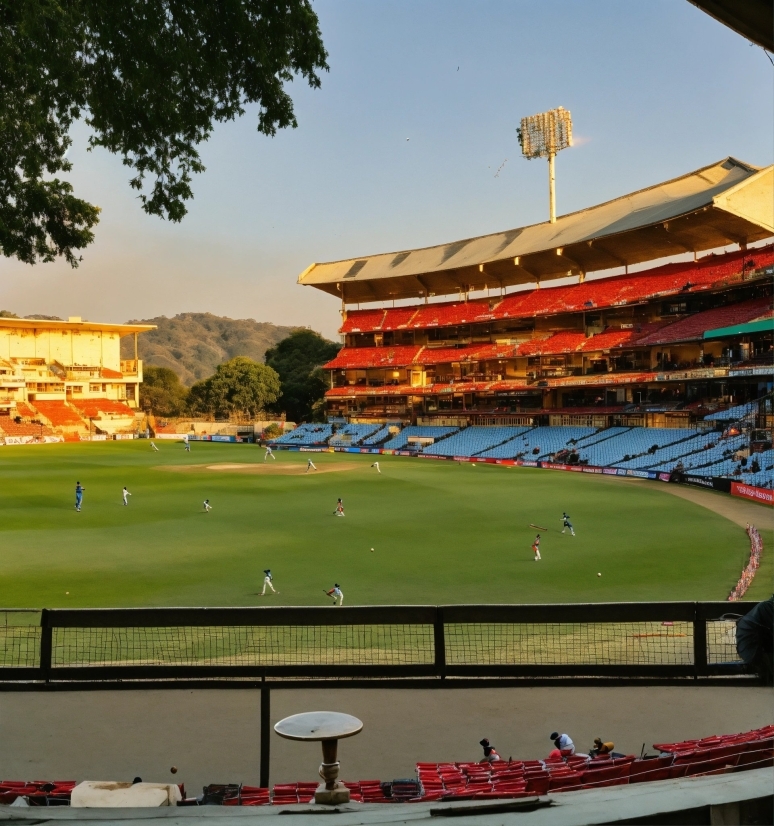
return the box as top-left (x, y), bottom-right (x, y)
top-left (548, 731), bottom-right (575, 759)
top-left (479, 738), bottom-right (502, 763)
top-left (591, 738), bottom-right (615, 757)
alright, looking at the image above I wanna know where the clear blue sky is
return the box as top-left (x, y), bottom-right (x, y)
top-left (1, 0), bottom-right (771, 338)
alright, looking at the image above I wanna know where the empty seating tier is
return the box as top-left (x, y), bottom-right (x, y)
top-left (422, 427), bottom-right (531, 457)
top-left (382, 426), bottom-right (459, 451)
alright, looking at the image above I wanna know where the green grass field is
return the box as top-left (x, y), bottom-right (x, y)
top-left (0, 441), bottom-right (769, 609)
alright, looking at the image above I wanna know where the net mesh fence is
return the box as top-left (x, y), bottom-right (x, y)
top-left (706, 620), bottom-right (743, 665)
top-left (51, 625), bottom-right (436, 668)
top-left (0, 611), bottom-right (41, 668)
top-left (445, 622), bottom-right (696, 666)
top-left (0, 615), bottom-right (744, 673)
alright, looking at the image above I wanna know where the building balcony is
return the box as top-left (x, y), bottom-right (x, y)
top-left (120, 359), bottom-right (140, 376)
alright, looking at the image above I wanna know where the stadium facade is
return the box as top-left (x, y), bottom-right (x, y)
top-left (298, 158), bottom-right (773, 430)
top-left (0, 316), bottom-right (154, 438)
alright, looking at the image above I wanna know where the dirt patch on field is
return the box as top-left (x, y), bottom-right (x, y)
top-left (158, 461), bottom-right (361, 475)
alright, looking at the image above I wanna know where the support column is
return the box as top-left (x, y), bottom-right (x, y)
top-left (260, 685), bottom-right (271, 788)
top-left (548, 152), bottom-right (556, 223)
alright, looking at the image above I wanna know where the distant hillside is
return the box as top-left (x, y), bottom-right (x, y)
top-left (122, 313), bottom-right (301, 385)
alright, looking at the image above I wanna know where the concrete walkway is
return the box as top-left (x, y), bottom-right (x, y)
top-left (0, 685), bottom-right (771, 792)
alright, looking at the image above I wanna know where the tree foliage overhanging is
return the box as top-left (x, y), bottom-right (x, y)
top-left (264, 328), bottom-right (340, 422)
top-left (140, 365), bottom-right (190, 417)
top-left (0, 0), bottom-right (328, 266)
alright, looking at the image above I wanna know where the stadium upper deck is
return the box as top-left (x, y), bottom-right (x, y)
top-left (300, 158), bottom-right (774, 427)
top-left (0, 317), bottom-right (155, 436)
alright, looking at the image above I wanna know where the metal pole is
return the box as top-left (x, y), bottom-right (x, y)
top-left (548, 152), bottom-right (556, 223)
top-left (260, 684), bottom-right (271, 788)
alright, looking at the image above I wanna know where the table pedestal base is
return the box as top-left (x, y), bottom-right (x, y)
top-left (314, 782), bottom-right (350, 805)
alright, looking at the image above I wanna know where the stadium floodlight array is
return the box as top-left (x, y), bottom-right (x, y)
top-left (517, 106), bottom-right (573, 223)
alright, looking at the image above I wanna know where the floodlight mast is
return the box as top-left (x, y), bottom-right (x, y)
top-left (518, 107), bottom-right (573, 223)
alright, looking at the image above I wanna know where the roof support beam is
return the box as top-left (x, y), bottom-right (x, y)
top-left (513, 257), bottom-right (540, 288)
top-left (556, 247), bottom-right (587, 282)
top-left (587, 240), bottom-right (629, 271)
top-left (659, 222), bottom-right (695, 254)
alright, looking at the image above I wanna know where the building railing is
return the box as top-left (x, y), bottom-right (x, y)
top-left (120, 360), bottom-right (139, 375)
top-left (0, 602), bottom-right (756, 686)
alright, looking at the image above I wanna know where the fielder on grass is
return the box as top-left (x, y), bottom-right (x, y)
top-left (532, 534), bottom-right (541, 561)
top-left (561, 512), bottom-right (575, 536)
top-left (306, 458), bottom-right (317, 473)
top-left (122, 486), bottom-right (132, 506)
top-left (260, 569), bottom-right (278, 595)
top-left (264, 446), bottom-right (276, 462)
top-left (326, 584), bottom-right (344, 606)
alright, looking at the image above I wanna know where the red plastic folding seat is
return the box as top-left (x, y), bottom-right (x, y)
top-left (668, 764), bottom-right (689, 779)
top-left (525, 775), bottom-right (550, 795)
top-left (548, 772), bottom-right (583, 791)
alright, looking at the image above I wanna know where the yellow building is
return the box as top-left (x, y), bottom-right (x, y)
top-left (0, 316), bottom-right (154, 437)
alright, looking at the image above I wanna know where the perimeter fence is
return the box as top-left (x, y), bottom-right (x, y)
top-left (0, 602), bottom-right (755, 685)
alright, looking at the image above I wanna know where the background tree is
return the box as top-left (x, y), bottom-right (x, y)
top-left (264, 329), bottom-right (340, 422)
top-left (140, 366), bottom-right (189, 417)
top-left (0, 1), bottom-right (328, 266)
top-left (189, 357), bottom-right (280, 419)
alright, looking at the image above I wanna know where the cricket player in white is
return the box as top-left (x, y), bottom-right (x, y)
top-left (264, 446), bottom-right (275, 462)
top-left (326, 584), bottom-right (344, 606)
top-left (184, 434), bottom-right (191, 452)
top-left (371, 462), bottom-right (381, 473)
top-left (122, 486), bottom-right (132, 506)
top-left (260, 569), bottom-right (278, 595)
top-left (203, 499), bottom-right (212, 512)
top-left (150, 441), bottom-right (159, 451)
top-left (306, 459), bottom-right (317, 472)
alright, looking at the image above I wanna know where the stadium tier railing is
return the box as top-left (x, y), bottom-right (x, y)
top-left (0, 602), bottom-right (758, 686)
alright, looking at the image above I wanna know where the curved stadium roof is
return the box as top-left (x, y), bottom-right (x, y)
top-left (298, 157), bottom-right (774, 304)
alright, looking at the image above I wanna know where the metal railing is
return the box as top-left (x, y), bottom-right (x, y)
top-left (0, 602), bottom-right (756, 686)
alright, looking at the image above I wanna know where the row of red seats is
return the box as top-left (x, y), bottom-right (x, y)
top-left (414, 726), bottom-right (774, 801)
top-left (70, 398), bottom-right (135, 418)
top-left (339, 245), bottom-right (774, 334)
top-left (0, 780), bottom-right (76, 806)
top-left (270, 780), bottom-right (389, 805)
top-left (31, 401), bottom-right (86, 427)
top-left (636, 295), bottom-right (772, 346)
top-left (221, 785), bottom-right (271, 806)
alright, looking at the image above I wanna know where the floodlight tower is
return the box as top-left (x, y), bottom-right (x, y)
top-left (518, 107), bottom-right (573, 223)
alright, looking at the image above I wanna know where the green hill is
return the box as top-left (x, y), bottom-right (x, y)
top-left (121, 313), bottom-right (300, 385)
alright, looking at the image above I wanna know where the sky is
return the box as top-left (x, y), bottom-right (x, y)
top-left (1, 0), bottom-right (772, 339)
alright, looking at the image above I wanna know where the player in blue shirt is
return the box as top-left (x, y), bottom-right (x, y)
top-left (75, 481), bottom-right (85, 512)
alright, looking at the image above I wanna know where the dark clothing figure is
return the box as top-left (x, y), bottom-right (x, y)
top-left (736, 596), bottom-right (774, 685)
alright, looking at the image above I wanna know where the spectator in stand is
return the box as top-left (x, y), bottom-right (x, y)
top-left (549, 731), bottom-right (575, 758)
top-left (591, 738), bottom-right (615, 757)
top-left (479, 738), bottom-right (502, 763)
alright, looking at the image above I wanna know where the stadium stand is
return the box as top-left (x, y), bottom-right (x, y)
top-left (476, 426), bottom-right (596, 459)
top-left (324, 346), bottom-right (422, 369)
top-left (362, 424), bottom-right (398, 445)
top-left (0, 416), bottom-right (55, 437)
top-left (272, 424), bottom-right (333, 445)
top-left (704, 401), bottom-right (760, 421)
top-left (422, 426), bottom-right (531, 457)
top-left (32, 401), bottom-right (87, 429)
top-left (6, 725), bottom-right (768, 806)
top-left (635, 296), bottom-right (772, 346)
top-left (329, 423), bottom-right (382, 446)
top-left (70, 399), bottom-right (135, 418)
top-left (381, 426), bottom-right (459, 451)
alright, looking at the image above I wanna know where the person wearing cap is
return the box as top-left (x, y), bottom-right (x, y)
top-left (479, 738), bottom-right (502, 763)
top-left (549, 731), bottom-right (575, 759)
top-left (591, 738), bottom-right (615, 757)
